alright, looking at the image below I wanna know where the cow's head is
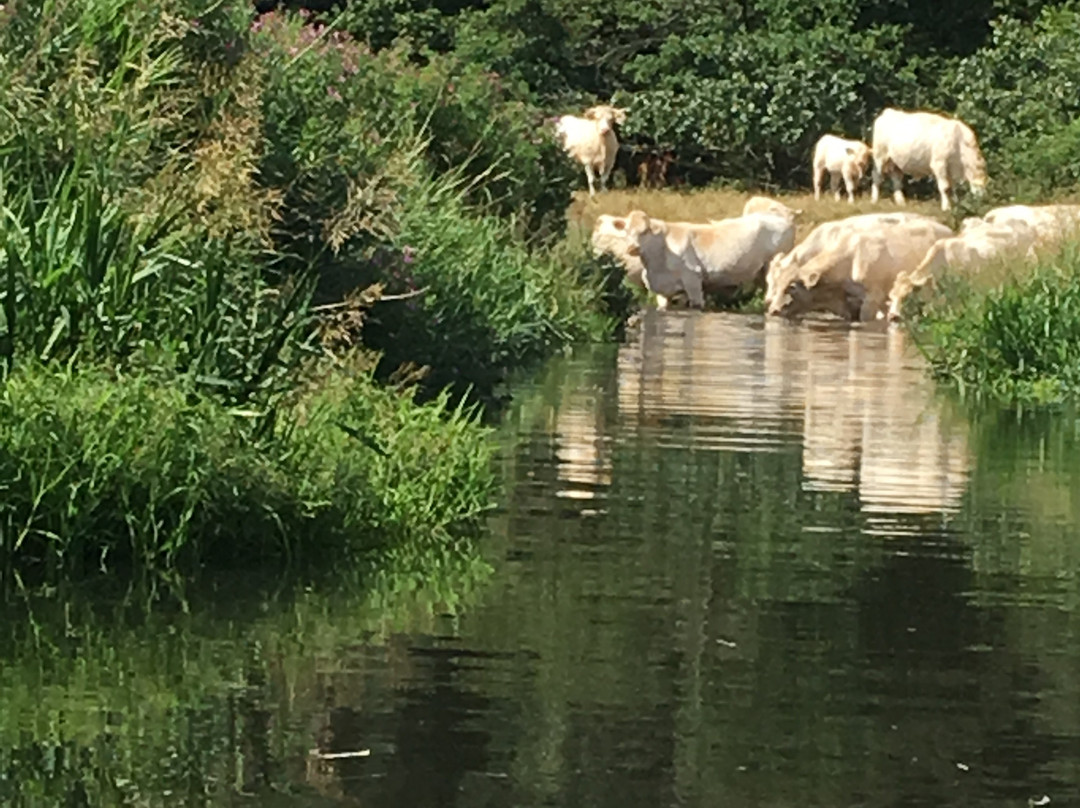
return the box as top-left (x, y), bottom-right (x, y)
top-left (764, 250), bottom-right (797, 310)
top-left (846, 143), bottom-right (873, 177)
top-left (765, 250), bottom-right (839, 318)
top-left (583, 104), bottom-right (627, 133)
top-left (963, 147), bottom-right (988, 196)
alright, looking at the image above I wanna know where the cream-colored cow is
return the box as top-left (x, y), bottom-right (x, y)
top-left (870, 108), bottom-right (987, 211)
top-left (767, 218), bottom-right (953, 321)
top-left (887, 221), bottom-right (1038, 320)
top-left (764, 212), bottom-right (940, 314)
top-left (616, 210), bottom-right (796, 309)
top-left (812, 134), bottom-right (873, 203)
top-left (554, 105), bottom-right (627, 198)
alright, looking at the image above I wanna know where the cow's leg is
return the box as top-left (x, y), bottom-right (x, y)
top-left (889, 166), bottom-right (906, 205)
top-left (679, 269), bottom-right (705, 309)
top-left (813, 164), bottom-right (825, 200)
top-left (830, 172), bottom-right (843, 201)
top-left (584, 164), bottom-right (597, 198)
top-left (655, 294), bottom-right (670, 310)
top-left (843, 167), bottom-right (857, 203)
top-left (932, 163), bottom-right (952, 211)
top-left (871, 162), bottom-right (883, 203)
top-left (675, 253), bottom-right (707, 309)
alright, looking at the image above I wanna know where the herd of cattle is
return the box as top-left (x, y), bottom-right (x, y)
top-left (556, 105), bottom-right (1080, 321)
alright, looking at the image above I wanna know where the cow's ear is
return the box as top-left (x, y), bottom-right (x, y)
top-left (805, 270), bottom-right (821, 288)
top-left (613, 219), bottom-right (626, 231)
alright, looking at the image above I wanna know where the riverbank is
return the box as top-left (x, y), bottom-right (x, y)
top-left (0, 1), bottom-right (627, 581)
top-left (906, 238), bottom-right (1080, 403)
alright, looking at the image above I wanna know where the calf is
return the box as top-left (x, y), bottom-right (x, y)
top-left (812, 134), bottom-right (873, 203)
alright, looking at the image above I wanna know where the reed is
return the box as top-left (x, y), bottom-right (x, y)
top-left (910, 239), bottom-right (1080, 402)
top-left (0, 359), bottom-right (497, 576)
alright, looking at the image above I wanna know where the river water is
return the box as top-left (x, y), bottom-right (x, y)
top-left (2, 312), bottom-right (1079, 807)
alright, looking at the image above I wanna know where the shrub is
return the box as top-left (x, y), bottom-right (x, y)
top-left (950, 3), bottom-right (1080, 197)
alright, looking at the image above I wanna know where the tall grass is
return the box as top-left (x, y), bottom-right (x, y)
top-left (0, 359), bottom-right (497, 576)
top-left (356, 171), bottom-right (617, 395)
top-left (909, 239), bottom-right (1080, 402)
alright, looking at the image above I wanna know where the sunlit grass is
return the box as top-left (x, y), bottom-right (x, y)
top-left (566, 187), bottom-right (952, 243)
top-left (911, 238), bottom-right (1080, 402)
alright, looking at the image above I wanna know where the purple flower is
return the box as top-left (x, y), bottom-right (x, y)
top-left (402, 246), bottom-right (416, 264)
top-left (327, 86), bottom-right (342, 101)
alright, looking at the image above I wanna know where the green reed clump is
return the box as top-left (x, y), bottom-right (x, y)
top-left (912, 240), bottom-right (1080, 402)
top-left (357, 173), bottom-right (616, 395)
top-left (0, 361), bottom-right (497, 576)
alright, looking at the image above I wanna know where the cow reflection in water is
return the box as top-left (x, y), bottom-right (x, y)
top-left (618, 311), bottom-right (969, 515)
top-left (554, 392), bottom-right (612, 500)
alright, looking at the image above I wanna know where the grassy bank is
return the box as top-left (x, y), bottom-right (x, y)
top-left (0, 359), bottom-right (498, 577)
top-left (904, 239), bottom-right (1080, 403)
top-left (566, 188), bottom-right (953, 241)
top-left (0, 0), bottom-right (628, 581)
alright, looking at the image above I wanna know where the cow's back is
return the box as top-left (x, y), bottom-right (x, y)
top-left (694, 215), bottom-right (794, 289)
top-left (873, 108), bottom-right (948, 175)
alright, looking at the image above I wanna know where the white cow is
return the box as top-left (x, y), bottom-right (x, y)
top-left (743, 195), bottom-right (802, 221)
top-left (554, 105), bottom-right (627, 199)
top-left (764, 211), bottom-right (939, 312)
top-left (870, 108), bottom-right (988, 211)
top-left (591, 214), bottom-right (646, 289)
top-left (981, 204), bottom-right (1080, 243)
top-left (887, 221), bottom-right (1038, 321)
top-left (614, 210), bottom-right (796, 309)
top-left (767, 218), bottom-right (953, 321)
top-left (812, 134), bottom-right (873, 203)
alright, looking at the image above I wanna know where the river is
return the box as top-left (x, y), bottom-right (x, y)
top-left (2, 312), bottom-right (1079, 807)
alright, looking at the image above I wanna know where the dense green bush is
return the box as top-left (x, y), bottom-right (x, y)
top-left (321, 0), bottom-right (1074, 193)
top-left (254, 8), bottom-right (574, 255)
top-left (0, 0), bottom-right (627, 581)
top-left (912, 241), bottom-right (1080, 402)
top-left (950, 3), bottom-right (1080, 198)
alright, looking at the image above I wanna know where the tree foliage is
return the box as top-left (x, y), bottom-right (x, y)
top-left (324, 0), bottom-right (1077, 193)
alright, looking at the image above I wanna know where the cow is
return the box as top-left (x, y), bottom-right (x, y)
top-left (812, 134), bottom-right (873, 203)
top-left (591, 213), bottom-right (647, 289)
top-left (981, 204), bottom-right (1080, 242)
top-left (886, 221), bottom-right (1038, 321)
top-left (870, 108), bottom-right (988, 211)
top-left (611, 210), bottom-right (796, 309)
top-left (554, 105), bottom-right (627, 199)
top-left (767, 218), bottom-right (953, 321)
top-left (637, 151), bottom-right (675, 189)
top-left (764, 212), bottom-right (939, 312)
top-left (743, 195), bottom-right (802, 221)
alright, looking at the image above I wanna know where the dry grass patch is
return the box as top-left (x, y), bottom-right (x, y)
top-left (567, 188), bottom-right (950, 243)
